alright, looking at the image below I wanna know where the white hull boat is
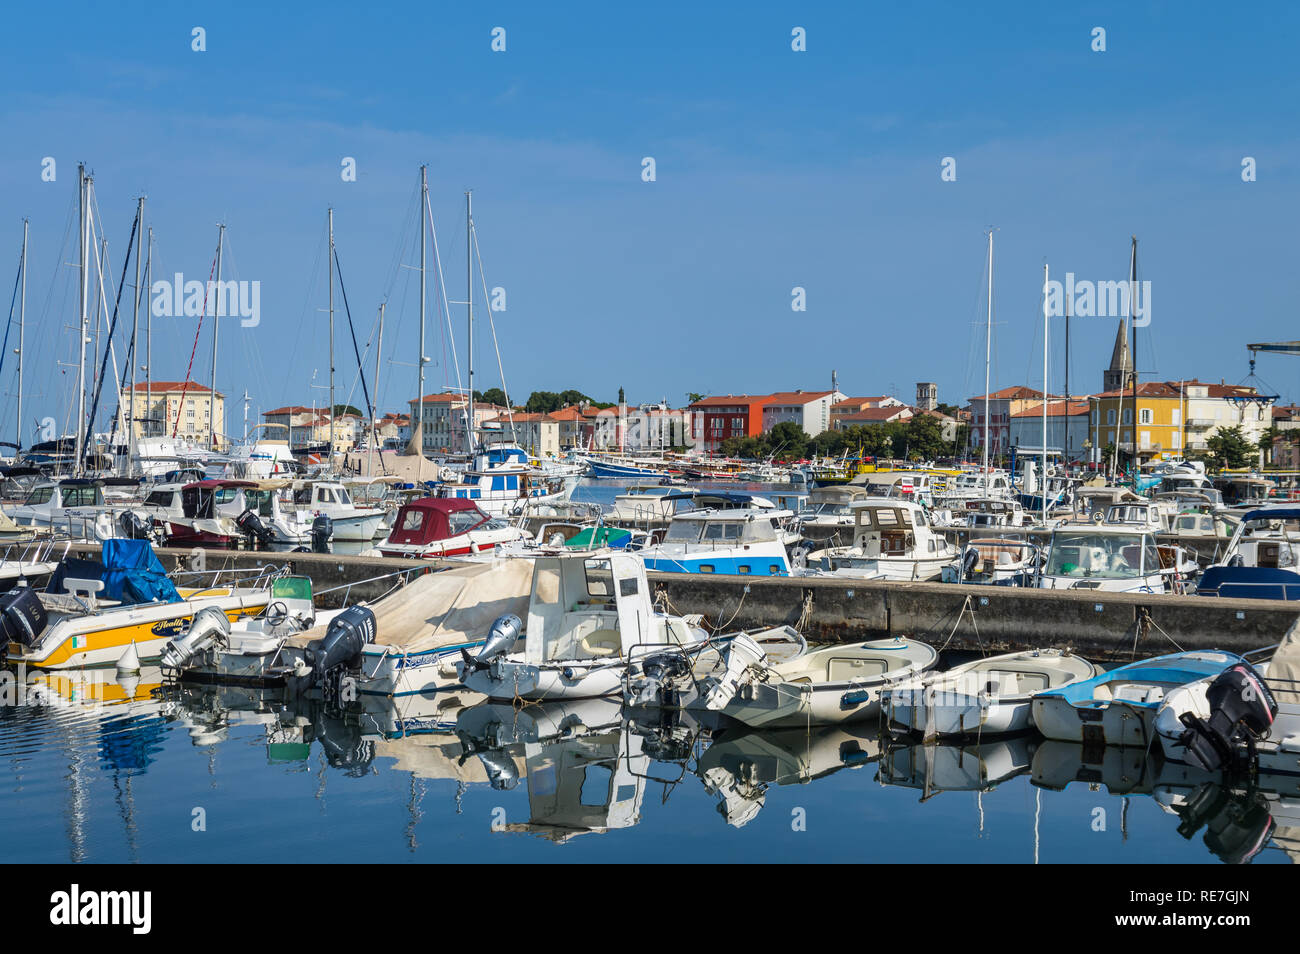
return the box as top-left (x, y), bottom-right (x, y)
top-left (885, 648), bottom-right (1099, 740)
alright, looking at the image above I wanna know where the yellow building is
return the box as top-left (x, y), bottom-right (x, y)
top-left (1088, 382), bottom-right (1184, 463)
top-left (119, 381), bottom-right (226, 450)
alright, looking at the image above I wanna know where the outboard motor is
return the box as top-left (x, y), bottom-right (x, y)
top-left (459, 614), bottom-right (522, 675)
top-left (703, 633), bottom-right (768, 711)
top-left (310, 514), bottom-right (333, 554)
top-left (160, 605), bottom-right (231, 670)
top-left (0, 588), bottom-right (49, 649)
top-left (235, 508), bottom-right (275, 549)
top-left (961, 546), bottom-right (981, 579)
top-left (305, 605), bottom-right (377, 700)
top-left (119, 509), bottom-right (154, 541)
top-left (628, 651), bottom-right (692, 708)
top-left (1177, 663), bottom-right (1278, 771)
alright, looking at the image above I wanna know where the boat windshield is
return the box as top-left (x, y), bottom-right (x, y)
top-left (664, 519), bottom-right (702, 543)
top-left (1045, 531), bottom-right (1158, 578)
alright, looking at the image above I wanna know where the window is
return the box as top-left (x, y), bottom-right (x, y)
top-left (1172, 408), bottom-right (1181, 426)
top-left (1106, 409), bottom-right (1116, 425)
top-left (1139, 408), bottom-right (1152, 425)
top-left (400, 509), bottom-right (425, 531)
top-left (447, 509), bottom-right (485, 534)
top-left (1123, 408), bottom-right (1133, 425)
top-left (23, 486), bottom-right (53, 506)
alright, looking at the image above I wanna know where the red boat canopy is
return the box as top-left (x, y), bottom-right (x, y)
top-left (387, 497), bottom-right (490, 546)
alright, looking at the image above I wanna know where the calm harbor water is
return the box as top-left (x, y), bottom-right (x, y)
top-left (0, 671), bottom-right (1289, 864)
top-left (0, 478), bottom-right (1290, 864)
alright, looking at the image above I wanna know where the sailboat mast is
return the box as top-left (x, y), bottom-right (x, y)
top-left (209, 223), bottom-right (225, 451)
top-left (418, 165), bottom-right (427, 482)
top-left (146, 227), bottom-right (152, 440)
top-left (17, 219), bottom-right (26, 453)
top-left (1129, 235), bottom-right (1138, 469)
top-left (466, 189), bottom-right (474, 455)
top-left (131, 196), bottom-right (144, 470)
top-left (75, 164), bottom-right (88, 475)
top-left (370, 302), bottom-right (384, 479)
top-left (1042, 263), bottom-right (1049, 524)
top-left (982, 229), bottom-right (993, 475)
top-left (328, 207), bottom-right (335, 465)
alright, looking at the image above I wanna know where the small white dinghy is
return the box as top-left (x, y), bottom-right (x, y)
top-left (884, 648), bottom-right (1099, 740)
top-left (709, 636), bottom-right (938, 728)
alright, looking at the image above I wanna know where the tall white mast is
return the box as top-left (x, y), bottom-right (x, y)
top-left (209, 223), bottom-right (225, 451)
top-left (17, 219), bottom-right (27, 453)
top-left (370, 302), bottom-right (384, 479)
top-left (75, 164), bottom-right (88, 474)
top-left (145, 227), bottom-right (152, 441)
top-left (466, 189), bottom-right (474, 455)
top-left (982, 229), bottom-right (993, 476)
top-left (1042, 262), bottom-right (1049, 523)
top-left (130, 196), bottom-right (144, 470)
top-left (328, 207), bottom-right (335, 465)
top-left (418, 166), bottom-right (427, 484)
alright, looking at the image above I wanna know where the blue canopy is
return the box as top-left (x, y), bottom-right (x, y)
top-left (1242, 507), bottom-right (1300, 524)
top-left (100, 539), bottom-right (182, 604)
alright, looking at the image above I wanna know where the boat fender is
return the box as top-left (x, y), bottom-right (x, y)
top-left (307, 605), bottom-right (377, 677)
top-left (160, 605), bottom-right (231, 670)
top-left (840, 687), bottom-right (872, 709)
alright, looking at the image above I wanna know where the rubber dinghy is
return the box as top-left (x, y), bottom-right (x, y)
top-left (1031, 650), bottom-right (1244, 748)
top-left (884, 649), bottom-right (1099, 741)
top-left (710, 637), bottom-right (938, 728)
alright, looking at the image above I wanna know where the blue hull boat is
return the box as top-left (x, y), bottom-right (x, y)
top-left (1031, 650), bottom-right (1244, 747)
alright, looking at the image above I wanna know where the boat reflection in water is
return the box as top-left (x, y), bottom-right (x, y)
top-left (696, 725), bottom-right (881, 827)
top-left (1031, 740), bottom-right (1289, 865)
top-left (878, 736), bottom-right (1036, 800)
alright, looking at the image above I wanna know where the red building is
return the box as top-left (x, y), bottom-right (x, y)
top-left (688, 395), bottom-right (769, 452)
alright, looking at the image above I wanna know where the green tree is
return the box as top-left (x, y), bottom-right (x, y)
top-left (686, 392), bottom-right (705, 404)
top-left (525, 391), bottom-right (563, 414)
top-left (331, 404), bottom-right (362, 418)
top-left (903, 413), bottom-right (945, 460)
top-left (474, 387), bottom-right (509, 407)
top-left (558, 389), bottom-right (593, 407)
top-left (766, 421), bottom-right (808, 460)
top-left (1207, 425), bottom-right (1257, 469)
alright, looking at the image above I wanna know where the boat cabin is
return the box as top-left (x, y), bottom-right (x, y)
top-left (181, 480), bottom-right (257, 520)
top-left (386, 497), bottom-right (493, 547)
top-left (524, 554), bottom-right (665, 664)
top-left (1042, 527), bottom-right (1162, 583)
top-left (847, 499), bottom-right (939, 555)
top-left (20, 479), bottom-right (106, 511)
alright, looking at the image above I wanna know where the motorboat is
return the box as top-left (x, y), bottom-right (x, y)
top-left (884, 648), bottom-right (1099, 740)
top-left (3, 478), bottom-right (145, 542)
top-left (376, 497), bottom-right (528, 558)
top-left (710, 636), bottom-right (938, 727)
top-left (1037, 524), bottom-right (1169, 593)
top-left (1031, 650), bottom-right (1246, 747)
top-left (943, 537), bottom-right (1040, 586)
top-left (637, 507), bottom-right (794, 576)
top-left (289, 479), bottom-right (387, 541)
top-left (1198, 506), bottom-right (1300, 600)
top-left (458, 552), bottom-right (709, 701)
top-left (2, 540), bottom-right (276, 669)
top-left (804, 498), bottom-right (958, 581)
top-left (439, 442), bottom-right (578, 517)
top-left (797, 486), bottom-right (868, 545)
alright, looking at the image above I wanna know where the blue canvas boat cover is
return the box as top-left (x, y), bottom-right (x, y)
top-left (100, 539), bottom-right (182, 604)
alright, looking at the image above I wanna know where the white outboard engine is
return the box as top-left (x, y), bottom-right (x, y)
top-left (310, 514), bottom-right (333, 553)
top-left (459, 614), bottom-right (522, 675)
top-left (1177, 663), bottom-right (1278, 771)
top-left (703, 633), bottom-right (768, 711)
top-left (160, 606), bottom-right (231, 670)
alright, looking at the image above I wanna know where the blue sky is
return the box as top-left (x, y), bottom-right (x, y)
top-left (2, 1), bottom-right (1299, 444)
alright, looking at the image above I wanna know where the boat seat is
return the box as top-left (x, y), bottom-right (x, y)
top-left (579, 630), bottom-right (622, 657)
top-left (1092, 683), bottom-right (1113, 701)
top-left (1111, 683), bottom-right (1164, 704)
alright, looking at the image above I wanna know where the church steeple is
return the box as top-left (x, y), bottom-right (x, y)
top-left (1104, 317), bottom-right (1133, 392)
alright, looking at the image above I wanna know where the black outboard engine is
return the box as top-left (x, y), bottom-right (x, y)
top-left (1177, 663), bottom-right (1278, 771)
top-left (0, 588), bottom-right (49, 649)
top-left (118, 510), bottom-right (154, 541)
top-left (306, 605), bottom-right (377, 702)
top-left (630, 651), bottom-right (693, 708)
top-left (961, 546), bottom-right (980, 579)
top-left (310, 514), bottom-right (333, 554)
top-left (235, 508), bottom-right (275, 549)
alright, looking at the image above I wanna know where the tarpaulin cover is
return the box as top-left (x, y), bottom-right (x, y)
top-left (99, 539), bottom-right (182, 604)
